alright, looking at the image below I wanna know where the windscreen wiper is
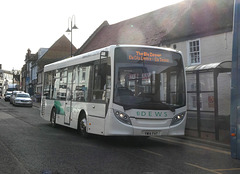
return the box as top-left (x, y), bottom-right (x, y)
top-left (158, 102), bottom-right (175, 112)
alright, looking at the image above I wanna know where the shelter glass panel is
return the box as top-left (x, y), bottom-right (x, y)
top-left (200, 112), bottom-right (215, 132)
top-left (218, 73), bottom-right (231, 116)
top-left (199, 72), bottom-right (214, 92)
top-left (185, 111), bottom-right (198, 130)
top-left (186, 73), bottom-right (197, 92)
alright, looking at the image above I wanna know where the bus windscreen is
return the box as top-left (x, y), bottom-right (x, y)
top-left (114, 47), bottom-right (186, 110)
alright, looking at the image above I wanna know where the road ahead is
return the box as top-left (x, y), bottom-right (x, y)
top-left (0, 99), bottom-right (240, 174)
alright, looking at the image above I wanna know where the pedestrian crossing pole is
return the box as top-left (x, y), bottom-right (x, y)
top-left (231, 0), bottom-right (240, 159)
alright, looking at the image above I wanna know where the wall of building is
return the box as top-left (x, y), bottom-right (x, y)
top-left (170, 32), bottom-right (233, 66)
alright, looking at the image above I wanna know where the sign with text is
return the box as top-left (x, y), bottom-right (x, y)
top-left (128, 50), bottom-right (172, 63)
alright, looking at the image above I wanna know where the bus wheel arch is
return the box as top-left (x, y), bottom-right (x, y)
top-left (50, 107), bottom-right (57, 128)
top-left (78, 110), bottom-right (88, 137)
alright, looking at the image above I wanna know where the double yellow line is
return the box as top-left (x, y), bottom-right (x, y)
top-left (140, 137), bottom-right (240, 174)
top-left (152, 137), bottom-right (230, 155)
top-left (185, 162), bottom-right (240, 174)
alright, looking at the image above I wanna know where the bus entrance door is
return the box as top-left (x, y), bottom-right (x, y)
top-left (64, 68), bottom-right (73, 125)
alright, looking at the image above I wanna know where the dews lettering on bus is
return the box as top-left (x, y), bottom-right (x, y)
top-left (129, 51), bottom-right (170, 63)
top-left (137, 111), bottom-right (168, 117)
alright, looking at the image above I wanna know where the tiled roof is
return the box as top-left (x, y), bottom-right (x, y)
top-left (163, 0), bottom-right (233, 44)
top-left (37, 35), bottom-right (76, 69)
top-left (78, 1), bottom-right (190, 54)
top-left (76, 0), bottom-right (233, 55)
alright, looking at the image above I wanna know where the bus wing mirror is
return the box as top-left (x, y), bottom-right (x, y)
top-left (107, 57), bottom-right (111, 65)
top-left (99, 51), bottom-right (109, 76)
top-left (100, 51), bottom-right (109, 65)
top-left (100, 51), bottom-right (108, 58)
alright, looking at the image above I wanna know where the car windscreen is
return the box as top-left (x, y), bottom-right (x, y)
top-left (16, 94), bottom-right (30, 98)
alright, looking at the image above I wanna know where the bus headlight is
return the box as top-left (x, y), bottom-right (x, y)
top-left (170, 112), bottom-right (186, 126)
top-left (113, 109), bottom-right (132, 125)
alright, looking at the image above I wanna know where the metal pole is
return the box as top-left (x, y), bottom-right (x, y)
top-left (71, 20), bottom-right (73, 57)
top-left (12, 69), bottom-right (14, 85)
top-left (231, 0), bottom-right (240, 159)
top-left (196, 71), bottom-right (201, 138)
top-left (66, 15), bottom-right (77, 57)
top-left (214, 70), bottom-right (219, 141)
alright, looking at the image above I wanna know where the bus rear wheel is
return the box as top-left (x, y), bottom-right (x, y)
top-left (50, 108), bottom-right (57, 128)
top-left (78, 115), bottom-right (88, 137)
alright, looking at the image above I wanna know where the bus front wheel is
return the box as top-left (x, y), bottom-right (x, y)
top-left (78, 114), bottom-right (88, 137)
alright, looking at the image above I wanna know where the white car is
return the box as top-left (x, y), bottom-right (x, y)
top-left (10, 91), bottom-right (24, 104)
top-left (13, 93), bottom-right (33, 107)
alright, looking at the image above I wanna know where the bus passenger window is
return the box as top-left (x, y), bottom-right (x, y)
top-left (72, 65), bottom-right (91, 102)
top-left (43, 71), bottom-right (52, 99)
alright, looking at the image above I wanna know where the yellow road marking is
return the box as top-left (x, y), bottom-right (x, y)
top-left (141, 149), bottom-right (163, 157)
top-left (153, 137), bottom-right (230, 155)
top-left (141, 146), bottom-right (239, 174)
top-left (186, 162), bottom-right (240, 174)
top-left (185, 163), bottom-right (222, 174)
top-left (141, 138), bottom-right (237, 174)
top-left (215, 168), bottom-right (240, 172)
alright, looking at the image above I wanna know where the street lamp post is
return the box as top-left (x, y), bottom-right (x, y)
top-left (66, 15), bottom-right (78, 57)
top-left (12, 68), bottom-right (15, 85)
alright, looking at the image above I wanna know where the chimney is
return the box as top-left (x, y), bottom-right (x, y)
top-left (27, 49), bottom-right (31, 56)
top-left (25, 49), bottom-right (31, 61)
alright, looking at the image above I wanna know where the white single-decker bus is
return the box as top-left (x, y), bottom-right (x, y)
top-left (40, 45), bottom-right (187, 137)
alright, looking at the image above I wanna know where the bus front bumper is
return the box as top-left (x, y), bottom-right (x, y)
top-left (104, 113), bottom-right (186, 136)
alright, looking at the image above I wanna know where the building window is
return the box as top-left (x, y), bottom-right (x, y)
top-left (188, 39), bottom-right (200, 65)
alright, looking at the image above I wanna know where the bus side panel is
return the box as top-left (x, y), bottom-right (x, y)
top-left (52, 100), bottom-right (66, 126)
top-left (86, 103), bottom-right (106, 135)
top-left (41, 98), bottom-right (54, 122)
top-left (88, 116), bottom-right (105, 135)
top-left (86, 103), bottom-right (106, 118)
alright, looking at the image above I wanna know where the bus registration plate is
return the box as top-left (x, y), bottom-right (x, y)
top-left (143, 130), bottom-right (161, 136)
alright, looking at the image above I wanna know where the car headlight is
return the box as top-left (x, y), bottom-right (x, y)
top-left (113, 109), bottom-right (132, 125)
top-left (170, 112), bottom-right (186, 126)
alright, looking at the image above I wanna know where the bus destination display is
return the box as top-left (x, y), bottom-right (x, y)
top-left (128, 50), bottom-right (171, 63)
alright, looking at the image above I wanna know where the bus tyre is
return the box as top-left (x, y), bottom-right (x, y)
top-left (51, 108), bottom-right (57, 128)
top-left (78, 115), bottom-right (88, 138)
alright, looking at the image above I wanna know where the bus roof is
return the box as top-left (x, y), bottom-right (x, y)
top-left (44, 45), bottom-right (181, 72)
top-left (44, 46), bottom-right (111, 72)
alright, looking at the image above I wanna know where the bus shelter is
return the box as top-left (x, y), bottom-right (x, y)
top-left (185, 61), bottom-right (231, 143)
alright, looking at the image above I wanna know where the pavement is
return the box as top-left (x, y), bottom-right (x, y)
top-left (32, 101), bottom-right (41, 108)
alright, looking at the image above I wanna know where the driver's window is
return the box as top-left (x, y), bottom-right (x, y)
top-left (116, 68), bottom-right (143, 97)
top-left (92, 60), bottom-right (111, 102)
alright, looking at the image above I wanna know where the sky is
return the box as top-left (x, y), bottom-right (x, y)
top-left (0, 0), bottom-right (183, 71)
